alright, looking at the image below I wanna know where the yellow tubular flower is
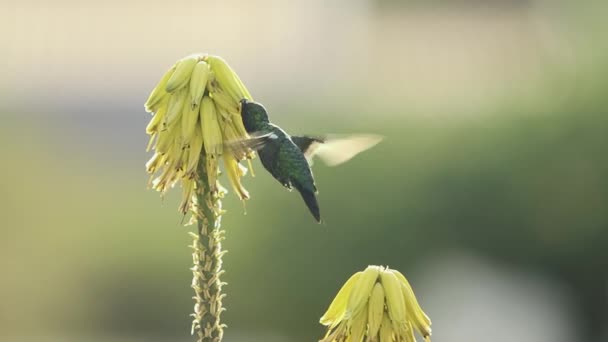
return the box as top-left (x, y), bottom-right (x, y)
top-left (179, 177), bottom-right (195, 214)
top-left (222, 151), bottom-right (249, 200)
top-left (214, 102), bottom-right (233, 122)
top-left (145, 152), bottom-right (164, 174)
top-left (379, 313), bottom-right (393, 342)
top-left (321, 323), bottom-right (347, 342)
top-left (176, 141), bottom-right (189, 172)
top-left (379, 271), bottom-right (406, 325)
top-left (154, 126), bottom-right (176, 155)
top-left (391, 270), bottom-right (432, 338)
top-left (145, 65), bottom-right (175, 112)
top-left (320, 272), bottom-right (362, 328)
top-left (189, 60), bottom-right (210, 109)
top-left (319, 266), bottom-right (432, 342)
top-left (181, 101), bottom-right (199, 145)
top-left (165, 88), bottom-right (187, 128)
top-left (214, 96), bottom-right (249, 139)
top-left (145, 97), bottom-right (169, 135)
top-left (346, 266), bottom-right (381, 318)
top-left (200, 96), bottom-right (223, 157)
top-left (145, 53), bottom-right (256, 213)
top-left (405, 322), bottom-right (417, 342)
top-left (231, 112), bottom-right (250, 138)
top-left (205, 156), bottom-right (219, 191)
top-left (209, 82), bottom-right (239, 114)
top-left (221, 119), bottom-right (251, 160)
top-left (204, 55), bottom-right (252, 102)
top-left (166, 55), bottom-right (199, 93)
top-left (348, 303), bottom-right (368, 342)
top-left (186, 129), bottom-right (204, 177)
top-left (367, 283), bottom-right (385, 337)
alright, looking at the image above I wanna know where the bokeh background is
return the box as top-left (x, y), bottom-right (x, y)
top-left (1, 0), bottom-right (607, 341)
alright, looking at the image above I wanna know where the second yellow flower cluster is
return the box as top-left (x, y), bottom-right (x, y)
top-left (320, 265), bottom-right (432, 342)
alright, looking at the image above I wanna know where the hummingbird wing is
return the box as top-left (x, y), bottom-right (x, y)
top-left (291, 136), bottom-right (325, 165)
top-left (292, 134), bottom-right (383, 166)
top-left (223, 132), bottom-right (277, 159)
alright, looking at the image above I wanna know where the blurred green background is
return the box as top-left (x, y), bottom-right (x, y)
top-left (1, 1), bottom-right (607, 341)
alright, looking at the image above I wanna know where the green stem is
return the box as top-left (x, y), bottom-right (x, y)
top-left (190, 156), bottom-right (226, 342)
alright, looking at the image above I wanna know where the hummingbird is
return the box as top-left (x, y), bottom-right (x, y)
top-left (230, 99), bottom-right (382, 223)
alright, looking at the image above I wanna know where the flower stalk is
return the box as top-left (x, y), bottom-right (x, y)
top-left (189, 156), bottom-right (227, 342)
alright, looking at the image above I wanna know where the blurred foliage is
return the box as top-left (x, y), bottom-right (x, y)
top-left (2, 12), bottom-right (608, 340)
top-left (1, 59), bottom-right (607, 341)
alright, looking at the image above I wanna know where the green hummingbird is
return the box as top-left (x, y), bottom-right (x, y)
top-left (231, 99), bottom-right (382, 223)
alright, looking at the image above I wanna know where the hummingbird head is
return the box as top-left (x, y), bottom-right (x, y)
top-left (240, 99), bottom-right (270, 133)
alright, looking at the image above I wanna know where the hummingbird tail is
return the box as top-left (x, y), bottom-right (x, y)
top-left (295, 184), bottom-right (321, 223)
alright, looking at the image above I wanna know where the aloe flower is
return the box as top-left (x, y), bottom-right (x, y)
top-left (144, 54), bottom-right (254, 342)
top-left (145, 54), bottom-right (254, 214)
top-left (320, 266), bottom-right (432, 342)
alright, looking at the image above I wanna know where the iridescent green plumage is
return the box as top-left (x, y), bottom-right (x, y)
top-left (240, 100), bottom-right (321, 222)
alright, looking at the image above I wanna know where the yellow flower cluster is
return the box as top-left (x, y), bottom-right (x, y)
top-left (320, 266), bottom-right (432, 342)
top-left (144, 54), bottom-right (254, 213)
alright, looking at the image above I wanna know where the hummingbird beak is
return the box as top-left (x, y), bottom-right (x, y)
top-left (239, 98), bottom-right (250, 117)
